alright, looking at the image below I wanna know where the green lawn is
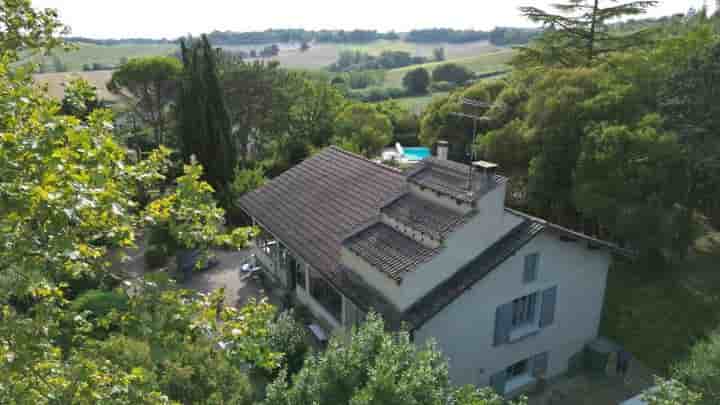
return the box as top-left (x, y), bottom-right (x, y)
top-left (382, 50), bottom-right (515, 88)
top-left (28, 43), bottom-right (177, 72)
top-left (600, 230), bottom-right (720, 373)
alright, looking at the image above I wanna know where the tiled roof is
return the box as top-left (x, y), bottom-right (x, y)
top-left (238, 146), bottom-right (406, 281)
top-left (402, 219), bottom-right (546, 328)
top-left (406, 157), bottom-right (506, 202)
top-left (345, 222), bottom-right (439, 283)
top-left (381, 192), bottom-right (471, 240)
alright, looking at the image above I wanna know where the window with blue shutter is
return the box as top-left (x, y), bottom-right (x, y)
top-left (539, 286), bottom-right (557, 328)
top-left (523, 253), bottom-right (539, 283)
top-left (532, 352), bottom-right (549, 377)
top-left (494, 302), bottom-right (513, 346)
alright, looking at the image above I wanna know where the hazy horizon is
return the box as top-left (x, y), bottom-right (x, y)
top-left (33, 0), bottom-right (702, 40)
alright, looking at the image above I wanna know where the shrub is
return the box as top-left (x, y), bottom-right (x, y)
top-left (268, 310), bottom-right (310, 376)
top-left (402, 68), bottom-right (430, 95)
top-left (430, 80), bottom-right (457, 92)
top-left (70, 289), bottom-right (129, 319)
top-left (145, 244), bottom-right (169, 269)
top-left (431, 63), bottom-right (474, 84)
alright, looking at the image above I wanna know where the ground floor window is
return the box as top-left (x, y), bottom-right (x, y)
top-left (506, 359), bottom-right (529, 379)
top-left (309, 270), bottom-right (342, 322)
top-left (295, 261), bottom-right (306, 290)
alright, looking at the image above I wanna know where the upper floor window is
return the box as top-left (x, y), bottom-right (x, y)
top-left (511, 292), bottom-right (538, 328)
top-left (523, 253), bottom-right (539, 283)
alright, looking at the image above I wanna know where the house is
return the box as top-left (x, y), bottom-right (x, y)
top-left (238, 144), bottom-right (628, 395)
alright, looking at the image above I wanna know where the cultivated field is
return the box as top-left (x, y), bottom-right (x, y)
top-left (382, 49), bottom-right (515, 88)
top-left (33, 70), bottom-right (120, 102)
top-left (29, 43), bottom-right (177, 72)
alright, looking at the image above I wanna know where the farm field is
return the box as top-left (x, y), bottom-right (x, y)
top-left (28, 43), bottom-right (177, 72)
top-left (34, 70), bottom-right (120, 102)
top-left (30, 39), bottom-right (505, 72)
top-left (382, 49), bottom-right (515, 88)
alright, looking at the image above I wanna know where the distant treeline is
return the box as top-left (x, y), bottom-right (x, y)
top-left (65, 27), bottom-right (540, 47)
top-left (64, 36), bottom-right (177, 45)
top-left (406, 27), bottom-right (540, 45)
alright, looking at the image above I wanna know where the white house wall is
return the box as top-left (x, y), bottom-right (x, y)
top-left (396, 205), bottom-right (522, 311)
top-left (413, 232), bottom-right (610, 387)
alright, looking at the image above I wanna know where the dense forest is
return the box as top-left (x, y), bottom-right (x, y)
top-left (2, 0), bottom-right (720, 404)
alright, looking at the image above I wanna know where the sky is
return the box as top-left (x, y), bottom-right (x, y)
top-left (33, 0), bottom-right (707, 39)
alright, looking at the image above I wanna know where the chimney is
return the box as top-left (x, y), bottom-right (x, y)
top-left (436, 140), bottom-right (449, 160)
top-left (472, 160), bottom-right (499, 190)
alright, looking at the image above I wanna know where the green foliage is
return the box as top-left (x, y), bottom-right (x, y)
top-left (232, 166), bottom-right (266, 198)
top-left (177, 35), bottom-right (236, 198)
top-left (264, 313), bottom-right (449, 405)
top-left (644, 378), bottom-right (703, 405)
top-left (334, 103), bottom-right (393, 157)
top-left (144, 244), bottom-right (169, 269)
top-left (433, 47), bottom-right (445, 61)
top-left (60, 77), bottom-right (103, 120)
top-left (402, 67), bottom-right (430, 94)
top-left (0, 0), bottom-right (69, 58)
top-left (477, 119), bottom-right (531, 172)
top-left (429, 80), bottom-right (457, 92)
top-left (108, 56), bottom-right (182, 146)
top-left (266, 310), bottom-right (309, 376)
top-left (672, 330), bottom-right (720, 404)
top-left (518, 0), bottom-right (658, 67)
top-left (431, 63), bottom-right (474, 84)
top-left (70, 289), bottom-right (129, 319)
top-left (144, 162), bottom-right (256, 267)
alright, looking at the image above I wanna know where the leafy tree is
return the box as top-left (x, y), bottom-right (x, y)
top-left (671, 330), bottom-right (720, 404)
top-left (300, 41), bottom-right (310, 52)
top-left (177, 35), bottom-right (237, 200)
top-left (231, 166), bottom-right (266, 197)
top-left (644, 378), bottom-right (703, 405)
top-left (61, 77), bottom-right (103, 120)
top-left (145, 161), bottom-right (257, 269)
top-left (402, 67), bottom-right (431, 94)
top-left (264, 314), bottom-right (523, 405)
top-left (334, 103), bottom-right (392, 158)
top-left (574, 116), bottom-right (691, 262)
top-left (0, 0), bottom-right (69, 58)
top-left (221, 59), bottom-right (294, 161)
top-left (431, 63), bottom-right (474, 84)
top-left (661, 39), bottom-right (720, 229)
top-left (433, 47), bottom-right (446, 61)
top-left (108, 56), bottom-right (182, 146)
top-left (518, 0), bottom-right (658, 67)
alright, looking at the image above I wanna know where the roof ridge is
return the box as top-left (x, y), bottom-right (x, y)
top-left (504, 208), bottom-right (635, 257)
top-left (326, 145), bottom-right (405, 177)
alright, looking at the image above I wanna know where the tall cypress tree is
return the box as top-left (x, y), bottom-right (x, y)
top-left (177, 35), bottom-right (236, 201)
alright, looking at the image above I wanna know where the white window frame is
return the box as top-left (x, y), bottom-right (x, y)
top-left (503, 358), bottom-right (535, 394)
top-left (509, 291), bottom-right (541, 341)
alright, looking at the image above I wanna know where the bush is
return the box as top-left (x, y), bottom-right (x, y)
top-left (268, 310), bottom-right (310, 376)
top-left (70, 289), bottom-right (129, 319)
top-left (402, 68), bottom-right (430, 95)
top-left (431, 63), bottom-right (474, 84)
top-left (429, 81), bottom-right (457, 92)
top-left (145, 244), bottom-right (169, 269)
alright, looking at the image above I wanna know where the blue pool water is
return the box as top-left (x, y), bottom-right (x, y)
top-left (403, 147), bottom-right (431, 161)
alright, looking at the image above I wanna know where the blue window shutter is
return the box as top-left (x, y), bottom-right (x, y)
top-left (539, 286), bottom-right (557, 328)
top-left (532, 352), bottom-right (549, 376)
top-left (489, 369), bottom-right (507, 394)
top-left (494, 302), bottom-right (513, 346)
top-left (523, 253), bottom-right (538, 283)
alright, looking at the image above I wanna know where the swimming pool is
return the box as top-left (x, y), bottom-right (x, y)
top-left (403, 147), bottom-right (431, 161)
